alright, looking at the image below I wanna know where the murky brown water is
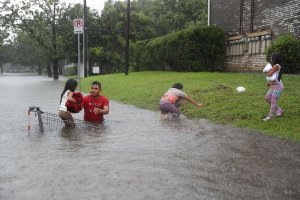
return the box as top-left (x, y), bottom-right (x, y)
top-left (0, 74), bottom-right (300, 200)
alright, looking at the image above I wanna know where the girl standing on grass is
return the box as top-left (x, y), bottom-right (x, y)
top-left (263, 53), bottom-right (284, 121)
top-left (59, 78), bottom-right (79, 127)
top-left (159, 83), bottom-right (203, 118)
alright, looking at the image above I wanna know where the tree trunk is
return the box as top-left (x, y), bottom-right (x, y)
top-left (0, 64), bottom-right (3, 74)
top-left (100, 63), bottom-right (103, 75)
top-left (53, 59), bottom-right (59, 80)
top-left (59, 65), bottom-right (63, 75)
top-left (37, 64), bottom-right (42, 75)
top-left (47, 62), bottom-right (52, 78)
top-left (88, 62), bottom-right (92, 76)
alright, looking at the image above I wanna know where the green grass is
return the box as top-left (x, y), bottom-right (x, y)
top-left (81, 71), bottom-right (300, 141)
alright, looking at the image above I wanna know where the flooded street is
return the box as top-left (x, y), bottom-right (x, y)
top-left (0, 74), bottom-right (299, 200)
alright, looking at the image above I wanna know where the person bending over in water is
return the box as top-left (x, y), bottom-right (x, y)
top-left (159, 83), bottom-right (203, 118)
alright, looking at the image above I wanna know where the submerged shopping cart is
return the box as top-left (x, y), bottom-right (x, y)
top-left (28, 106), bottom-right (100, 132)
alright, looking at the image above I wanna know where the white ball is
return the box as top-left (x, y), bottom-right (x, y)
top-left (236, 86), bottom-right (246, 93)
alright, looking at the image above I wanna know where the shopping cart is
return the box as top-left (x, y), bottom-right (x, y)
top-left (28, 106), bottom-right (100, 132)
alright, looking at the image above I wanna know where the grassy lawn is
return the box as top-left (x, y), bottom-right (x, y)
top-left (81, 71), bottom-right (300, 141)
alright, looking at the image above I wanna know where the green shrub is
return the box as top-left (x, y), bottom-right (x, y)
top-left (265, 34), bottom-right (300, 73)
top-left (130, 25), bottom-right (226, 72)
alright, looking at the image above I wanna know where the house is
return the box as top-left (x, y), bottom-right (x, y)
top-left (209, 0), bottom-right (300, 71)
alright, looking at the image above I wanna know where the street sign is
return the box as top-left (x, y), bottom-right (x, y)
top-left (73, 18), bottom-right (83, 34)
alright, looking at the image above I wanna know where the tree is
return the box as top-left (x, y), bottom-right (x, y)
top-left (12, 32), bottom-right (49, 74)
top-left (97, 1), bottom-right (127, 72)
top-left (0, 0), bottom-right (209, 76)
top-left (1, 0), bottom-right (75, 79)
top-left (96, 0), bottom-right (208, 72)
top-left (0, 17), bottom-right (10, 74)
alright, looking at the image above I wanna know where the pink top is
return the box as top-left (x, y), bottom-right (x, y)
top-left (161, 88), bottom-right (187, 104)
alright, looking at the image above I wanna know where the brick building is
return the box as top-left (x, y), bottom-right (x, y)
top-left (209, 0), bottom-right (300, 71)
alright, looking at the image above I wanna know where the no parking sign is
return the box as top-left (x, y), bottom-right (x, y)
top-left (73, 18), bottom-right (83, 34)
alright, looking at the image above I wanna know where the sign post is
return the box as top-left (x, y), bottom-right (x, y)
top-left (73, 18), bottom-right (83, 91)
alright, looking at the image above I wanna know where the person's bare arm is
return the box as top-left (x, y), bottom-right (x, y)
top-left (94, 106), bottom-right (109, 115)
top-left (267, 64), bottom-right (279, 77)
top-left (184, 96), bottom-right (203, 108)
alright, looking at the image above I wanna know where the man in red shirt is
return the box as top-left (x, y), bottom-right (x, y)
top-left (82, 81), bottom-right (109, 124)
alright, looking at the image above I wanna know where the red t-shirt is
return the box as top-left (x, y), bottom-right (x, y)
top-left (82, 95), bottom-right (109, 123)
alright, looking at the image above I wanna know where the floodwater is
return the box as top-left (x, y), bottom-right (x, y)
top-left (0, 74), bottom-right (299, 200)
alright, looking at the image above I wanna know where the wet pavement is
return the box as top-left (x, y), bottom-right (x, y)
top-left (0, 74), bottom-right (299, 200)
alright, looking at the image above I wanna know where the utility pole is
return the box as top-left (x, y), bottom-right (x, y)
top-left (207, 0), bottom-right (210, 26)
top-left (83, 0), bottom-right (88, 77)
top-left (52, 2), bottom-right (59, 79)
top-left (125, 0), bottom-right (130, 75)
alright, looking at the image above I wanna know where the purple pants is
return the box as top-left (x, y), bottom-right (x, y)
top-left (264, 82), bottom-right (284, 116)
top-left (159, 100), bottom-right (180, 117)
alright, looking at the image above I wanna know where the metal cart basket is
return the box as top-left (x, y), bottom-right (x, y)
top-left (28, 106), bottom-right (100, 132)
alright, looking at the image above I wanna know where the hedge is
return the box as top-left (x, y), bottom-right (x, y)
top-left (265, 33), bottom-right (300, 73)
top-left (130, 25), bottom-right (226, 72)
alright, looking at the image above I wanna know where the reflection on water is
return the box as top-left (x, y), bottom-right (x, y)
top-left (0, 74), bottom-right (300, 200)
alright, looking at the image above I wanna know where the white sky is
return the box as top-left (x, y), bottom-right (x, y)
top-left (10, 0), bottom-right (107, 13)
top-left (61, 0), bottom-right (107, 13)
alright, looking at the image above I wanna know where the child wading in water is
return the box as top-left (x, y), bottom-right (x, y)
top-left (263, 53), bottom-right (284, 121)
top-left (159, 83), bottom-right (203, 118)
top-left (59, 78), bottom-right (81, 127)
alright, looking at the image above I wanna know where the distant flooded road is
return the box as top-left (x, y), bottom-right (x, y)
top-left (0, 74), bottom-right (299, 200)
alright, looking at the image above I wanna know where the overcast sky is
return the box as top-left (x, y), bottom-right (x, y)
top-left (61, 0), bottom-right (107, 13)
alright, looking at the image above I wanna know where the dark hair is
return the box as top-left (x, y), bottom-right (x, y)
top-left (60, 79), bottom-right (78, 103)
top-left (270, 53), bottom-right (283, 81)
top-left (91, 81), bottom-right (101, 89)
top-left (172, 83), bottom-right (183, 90)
